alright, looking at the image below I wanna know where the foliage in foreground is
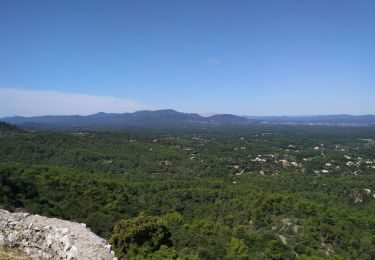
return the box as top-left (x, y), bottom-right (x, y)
top-left (110, 214), bottom-right (172, 259)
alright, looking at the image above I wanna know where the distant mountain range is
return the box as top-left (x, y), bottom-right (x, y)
top-left (245, 114), bottom-right (375, 125)
top-left (0, 109), bottom-right (249, 131)
top-left (1, 110), bottom-right (374, 131)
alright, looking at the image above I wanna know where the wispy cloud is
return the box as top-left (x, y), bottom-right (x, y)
top-left (0, 88), bottom-right (145, 117)
top-left (205, 57), bottom-right (220, 64)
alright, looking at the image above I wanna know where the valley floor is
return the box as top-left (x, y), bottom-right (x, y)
top-left (0, 123), bottom-right (374, 259)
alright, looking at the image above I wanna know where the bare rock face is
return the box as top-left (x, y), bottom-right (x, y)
top-left (0, 210), bottom-right (117, 260)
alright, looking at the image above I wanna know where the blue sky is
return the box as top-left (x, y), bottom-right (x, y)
top-left (1, 0), bottom-right (374, 116)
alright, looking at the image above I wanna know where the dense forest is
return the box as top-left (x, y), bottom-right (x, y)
top-left (0, 122), bottom-right (374, 259)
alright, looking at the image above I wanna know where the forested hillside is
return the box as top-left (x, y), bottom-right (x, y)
top-left (0, 122), bottom-right (374, 259)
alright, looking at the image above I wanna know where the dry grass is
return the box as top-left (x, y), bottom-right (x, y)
top-left (0, 246), bottom-right (30, 260)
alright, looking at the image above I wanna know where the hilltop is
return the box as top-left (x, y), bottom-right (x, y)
top-left (1, 109), bottom-right (250, 131)
top-left (2, 110), bottom-right (375, 132)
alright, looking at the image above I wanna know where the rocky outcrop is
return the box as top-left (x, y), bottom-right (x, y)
top-left (0, 210), bottom-right (117, 260)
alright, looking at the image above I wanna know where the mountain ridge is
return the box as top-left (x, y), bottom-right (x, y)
top-left (1, 109), bottom-right (250, 131)
top-left (2, 110), bottom-right (375, 131)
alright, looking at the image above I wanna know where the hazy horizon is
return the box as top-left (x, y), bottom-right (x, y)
top-left (1, 103), bottom-right (374, 119)
top-left (1, 1), bottom-right (374, 116)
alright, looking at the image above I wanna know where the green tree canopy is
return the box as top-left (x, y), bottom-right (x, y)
top-left (110, 214), bottom-right (172, 259)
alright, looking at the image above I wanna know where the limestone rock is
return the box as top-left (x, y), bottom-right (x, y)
top-left (0, 209), bottom-right (117, 260)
